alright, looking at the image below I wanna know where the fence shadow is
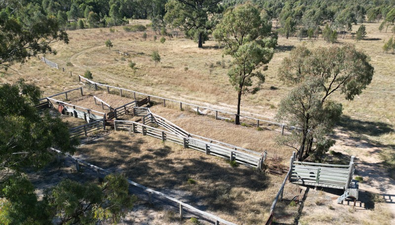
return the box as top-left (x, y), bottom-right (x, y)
top-left (77, 135), bottom-right (271, 216)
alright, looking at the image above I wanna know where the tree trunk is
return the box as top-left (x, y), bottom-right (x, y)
top-left (298, 115), bottom-right (310, 161)
top-left (302, 137), bottom-right (314, 161)
top-left (235, 90), bottom-right (242, 125)
top-left (198, 32), bottom-right (203, 48)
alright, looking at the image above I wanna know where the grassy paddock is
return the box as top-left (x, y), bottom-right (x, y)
top-left (2, 20), bottom-right (395, 224)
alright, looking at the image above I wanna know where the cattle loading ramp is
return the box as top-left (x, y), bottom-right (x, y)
top-left (289, 154), bottom-right (359, 203)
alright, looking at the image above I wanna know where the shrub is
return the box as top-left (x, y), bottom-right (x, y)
top-left (229, 160), bottom-right (238, 168)
top-left (289, 200), bottom-right (297, 207)
top-left (187, 178), bottom-right (196, 185)
top-left (66, 62), bottom-right (74, 67)
top-left (190, 217), bottom-right (201, 224)
top-left (129, 61), bottom-right (136, 69)
top-left (123, 24), bottom-right (146, 32)
top-left (154, 35), bottom-right (157, 41)
top-left (160, 37), bottom-right (166, 44)
top-left (142, 32), bottom-right (147, 40)
top-left (110, 28), bottom-right (115, 33)
top-left (151, 50), bottom-right (161, 66)
top-left (84, 70), bottom-right (93, 79)
top-left (355, 176), bottom-right (363, 182)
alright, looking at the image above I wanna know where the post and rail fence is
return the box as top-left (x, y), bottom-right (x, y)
top-left (114, 120), bottom-right (266, 170)
top-left (49, 147), bottom-right (237, 225)
top-left (78, 75), bottom-right (296, 134)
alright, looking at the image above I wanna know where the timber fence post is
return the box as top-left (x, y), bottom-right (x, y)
top-left (180, 102), bottom-right (183, 111)
top-left (148, 192), bottom-right (152, 204)
top-left (161, 131), bottom-right (166, 141)
top-left (120, 89), bottom-right (123, 97)
top-left (215, 111), bottom-right (218, 120)
top-left (345, 156), bottom-right (355, 190)
top-left (281, 124), bottom-right (285, 135)
top-left (205, 144), bottom-right (210, 155)
top-left (289, 151), bottom-right (295, 182)
top-left (163, 99), bottom-right (166, 107)
top-left (183, 138), bottom-right (188, 148)
top-left (132, 123), bottom-right (137, 133)
top-left (80, 87), bottom-right (83, 96)
top-left (65, 92), bottom-right (68, 101)
top-left (179, 203), bottom-right (183, 219)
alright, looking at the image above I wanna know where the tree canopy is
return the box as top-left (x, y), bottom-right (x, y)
top-left (164, 0), bottom-right (222, 48)
top-left (214, 3), bottom-right (276, 125)
top-left (0, 81), bottom-right (77, 173)
top-left (277, 45), bottom-right (374, 161)
top-left (0, 1), bottom-right (68, 69)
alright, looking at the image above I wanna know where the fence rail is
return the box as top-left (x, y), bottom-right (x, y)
top-left (41, 57), bottom-right (58, 69)
top-left (49, 148), bottom-right (237, 225)
top-left (78, 75), bottom-right (297, 134)
top-left (39, 87), bottom-right (84, 102)
top-left (93, 96), bottom-right (113, 110)
top-left (266, 152), bottom-right (294, 225)
top-left (114, 120), bottom-right (265, 170)
top-left (69, 119), bottom-right (105, 138)
top-left (290, 156), bottom-right (355, 190)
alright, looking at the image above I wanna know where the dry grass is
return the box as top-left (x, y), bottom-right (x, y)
top-left (2, 20), bottom-right (395, 224)
top-left (76, 131), bottom-right (290, 224)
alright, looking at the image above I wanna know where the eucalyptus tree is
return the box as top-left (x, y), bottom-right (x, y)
top-left (164, 0), bottom-right (222, 48)
top-left (214, 3), bottom-right (277, 125)
top-left (277, 45), bottom-right (374, 161)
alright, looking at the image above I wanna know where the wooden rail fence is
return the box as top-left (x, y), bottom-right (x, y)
top-left (69, 119), bottom-right (105, 138)
top-left (266, 152), bottom-right (294, 225)
top-left (39, 87), bottom-right (84, 102)
top-left (114, 120), bottom-right (266, 170)
top-left (78, 75), bottom-right (296, 134)
top-left (49, 148), bottom-right (237, 225)
top-left (41, 57), bottom-right (59, 69)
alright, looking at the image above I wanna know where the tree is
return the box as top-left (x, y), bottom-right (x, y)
top-left (277, 45), bottom-right (374, 161)
top-left (87, 11), bottom-right (100, 28)
top-left (0, 81), bottom-right (78, 173)
top-left (151, 50), bottom-right (161, 66)
top-left (45, 174), bottom-right (135, 224)
top-left (0, 4), bottom-right (68, 70)
top-left (383, 37), bottom-right (394, 53)
top-left (356, 24), bottom-right (367, 41)
top-left (282, 17), bottom-right (296, 39)
top-left (164, 0), bottom-right (222, 48)
top-left (84, 70), bottom-right (93, 79)
top-left (213, 3), bottom-right (277, 125)
top-left (322, 24), bottom-right (337, 43)
top-left (105, 39), bottom-right (113, 50)
top-left (0, 175), bottom-right (51, 224)
top-left (78, 19), bottom-right (85, 29)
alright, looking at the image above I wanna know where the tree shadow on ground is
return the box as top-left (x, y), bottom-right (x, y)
top-left (338, 115), bottom-right (394, 137)
top-left (77, 137), bottom-right (271, 217)
top-left (275, 45), bottom-right (294, 52)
